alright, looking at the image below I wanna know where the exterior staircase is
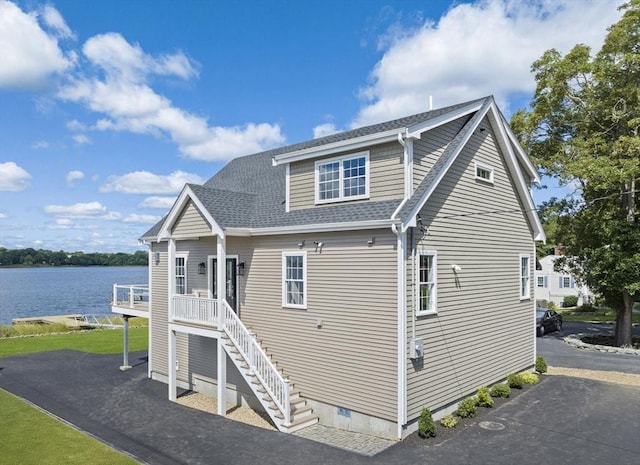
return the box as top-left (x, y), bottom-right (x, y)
top-left (220, 302), bottom-right (318, 433)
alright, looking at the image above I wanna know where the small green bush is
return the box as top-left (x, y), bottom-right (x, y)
top-left (563, 295), bottom-right (579, 307)
top-left (535, 355), bottom-right (548, 374)
top-left (457, 397), bottom-right (477, 418)
top-left (490, 383), bottom-right (511, 398)
top-left (418, 407), bottom-right (437, 438)
top-left (576, 303), bottom-right (597, 313)
top-left (440, 413), bottom-right (458, 428)
top-left (476, 386), bottom-right (494, 407)
top-left (507, 373), bottom-right (524, 389)
top-left (520, 372), bottom-right (539, 384)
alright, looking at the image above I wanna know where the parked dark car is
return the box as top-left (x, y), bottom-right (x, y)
top-left (536, 308), bottom-right (562, 337)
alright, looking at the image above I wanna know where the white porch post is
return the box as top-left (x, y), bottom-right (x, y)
top-left (119, 315), bottom-right (131, 371)
top-left (217, 338), bottom-right (227, 416)
top-left (168, 327), bottom-right (176, 401)
top-left (216, 234), bottom-right (226, 330)
top-left (216, 233), bottom-right (227, 416)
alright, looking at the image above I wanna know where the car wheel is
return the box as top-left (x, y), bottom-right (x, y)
top-left (556, 320), bottom-right (562, 332)
top-left (537, 326), bottom-right (544, 337)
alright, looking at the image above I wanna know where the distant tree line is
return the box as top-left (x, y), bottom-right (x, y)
top-left (0, 247), bottom-right (148, 267)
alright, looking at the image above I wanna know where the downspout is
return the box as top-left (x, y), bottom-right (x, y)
top-left (391, 222), bottom-right (407, 438)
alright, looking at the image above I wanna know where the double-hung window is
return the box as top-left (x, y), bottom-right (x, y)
top-left (282, 251), bottom-right (307, 309)
top-left (175, 255), bottom-right (187, 295)
top-left (559, 276), bottom-right (574, 288)
top-left (520, 254), bottom-right (530, 299)
top-left (315, 152), bottom-right (369, 204)
top-left (416, 251), bottom-right (437, 315)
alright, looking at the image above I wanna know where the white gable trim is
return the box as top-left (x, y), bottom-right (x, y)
top-left (158, 185), bottom-right (225, 241)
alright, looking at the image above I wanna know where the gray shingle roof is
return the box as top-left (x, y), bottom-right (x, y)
top-left (141, 97), bottom-right (490, 239)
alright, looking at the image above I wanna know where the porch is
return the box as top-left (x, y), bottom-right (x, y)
top-left (111, 284), bottom-right (150, 318)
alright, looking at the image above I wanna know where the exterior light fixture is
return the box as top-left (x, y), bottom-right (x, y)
top-left (198, 262), bottom-right (206, 274)
top-left (237, 261), bottom-right (246, 276)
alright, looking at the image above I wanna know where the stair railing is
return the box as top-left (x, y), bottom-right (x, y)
top-left (221, 301), bottom-right (290, 425)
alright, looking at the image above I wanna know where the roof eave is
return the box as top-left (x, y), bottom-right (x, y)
top-left (272, 129), bottom-right (402, 166)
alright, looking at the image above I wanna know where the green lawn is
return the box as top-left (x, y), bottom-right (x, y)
top-left (0, 327), bottom-right (148, 357)
top-left (0, 389), bottom-right (139, 465)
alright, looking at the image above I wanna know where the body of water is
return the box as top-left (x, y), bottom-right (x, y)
top-left (0, 267), bottom-right (148, 326)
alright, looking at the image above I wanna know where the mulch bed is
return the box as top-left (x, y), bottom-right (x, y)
top-left (403, 376), bottom-right (547, 447)
top-left (580, 334), bottom-right (640, 349)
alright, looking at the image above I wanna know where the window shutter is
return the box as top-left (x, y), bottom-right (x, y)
top-left (559, 276), bottom-right (563, 288)
top-left (570, 277), bottom-right (575, 288)
top-left (544, 276), bottom-right (548, 287)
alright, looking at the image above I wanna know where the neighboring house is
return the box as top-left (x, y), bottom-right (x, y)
top-left (112, 96), bottom-right (545, 440)
top-left (536, 253), bottom-right (593, 307)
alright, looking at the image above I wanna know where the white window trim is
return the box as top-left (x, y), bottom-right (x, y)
top-left (282, 251), bottom-right (307, 309)
top-left (415, 250), bottom-right (437, 316)
top-left (520, 254), bottom-right (531, 300)
top-left (475, 162), bottom-right (494, 184)
top-left (175, 253), bottom-right (188, 295)
top-left (537, 276), bottom-right (547, 288)
top-left (314, 151), bottom-right (370, 205)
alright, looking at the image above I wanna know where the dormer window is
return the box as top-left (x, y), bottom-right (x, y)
top-left (315, 151), bottom-right (369, 204)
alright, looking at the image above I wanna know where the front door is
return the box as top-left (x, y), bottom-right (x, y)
top-left (211, 258), bottom-right (237, 311)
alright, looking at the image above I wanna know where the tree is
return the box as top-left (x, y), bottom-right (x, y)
top-left (511, 0), bottom-right (640, 346)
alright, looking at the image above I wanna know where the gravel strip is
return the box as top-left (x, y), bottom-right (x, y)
top-left (547, 366), bottom-right (640, 387)
top-left (175, 392), bottom-right (277, 431)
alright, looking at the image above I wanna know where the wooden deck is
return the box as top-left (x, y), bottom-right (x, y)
top-left (13, 314), bottom-right (91, 328)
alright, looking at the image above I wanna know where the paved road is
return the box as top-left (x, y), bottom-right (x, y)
top-left (537, 321), bottom-right (640, 374)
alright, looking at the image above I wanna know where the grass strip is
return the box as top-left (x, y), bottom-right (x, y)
top-left (0, 327), bottom-right (148, 357)
top-left (0, 389), bottom-right (139, 465)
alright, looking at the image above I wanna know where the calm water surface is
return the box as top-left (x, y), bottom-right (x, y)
top-left (0, 267), bottom-right (148, 325)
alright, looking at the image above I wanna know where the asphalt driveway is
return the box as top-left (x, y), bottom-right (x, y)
top-left (1, 347), bottom-right (639, 465)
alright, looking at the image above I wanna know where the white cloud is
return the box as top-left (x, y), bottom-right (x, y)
top-left (123, 213), bottom-right (162, 224)
top-left (313, 122), bottom-right (340, 139)
top-left (100, 170), bottom-right (204, 194)
top-left (66, 119), bottom-right (86, 131)
top-left (44, 201), bottom-right (106, 217)
top-left (352, 0), bottom-right (622, 127)
top-left (0, 213), bottom-right (7, 219)
top-left (138, 196), bottom-right (175, 209)
top-left (0, 161), bottom-right (31, 191)
top-left (41, 4), bottom-right (75, 39)
top-left (0, 1), bottom-right (75, 89)
top-left (49, 218), bottom-right (74, 229)
top-left (66, 170), bottom-right (85, 185)
top-left (72, 134), bottom-right (91, 145)
top-left (57, 32), bottom-right (284, 161)
top-left (32, 140), bottom-right (50, 149)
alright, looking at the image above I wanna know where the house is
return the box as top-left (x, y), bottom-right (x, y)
top-left (112, 96), bottom-right (545, 440)
top-left (536, 252), bottom-right (593, 307)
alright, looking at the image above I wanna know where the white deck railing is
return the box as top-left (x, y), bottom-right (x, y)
top-left (171, 295), bottom-right (218, 326)
top-left (221, 301), bottom-right (290, 425)
top-left (112, 284), bottom-right (149, 309)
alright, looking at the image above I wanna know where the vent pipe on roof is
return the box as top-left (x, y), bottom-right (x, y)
top-left (429, 95), bottom-right (433, 110)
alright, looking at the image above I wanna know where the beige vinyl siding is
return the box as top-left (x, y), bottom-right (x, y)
top-left (289, 142), bottom-right (404, 210)
top-left (150, 241), bottom-right (169, 376)
top-left (172, 201), bottom-right (211, 237)
top-left (413, 115), bottom-right (470, 191)
top-left (406, 116), bottom-right (535, 420)
top-left (236, 230), bottom-right (399, 422)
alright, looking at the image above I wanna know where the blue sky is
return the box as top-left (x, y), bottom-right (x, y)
top-left (0, 0), bottom-right (621, 253)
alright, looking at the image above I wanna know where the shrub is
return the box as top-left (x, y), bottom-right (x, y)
top-left (476, 386), bottom-right (494, 407)
top-left (457, 397), bottom-right (477, 418)
top-left (440, 413), bottom-right (458, 428)
top-left (520, 372), bottom-right (539, 384)
top-left (507, 373), bottom-right (524, 389)
top-left (490, 383), bottom-right (511, 398)
top-left (563, 295), bottom-right (579, 307)
top-left (535, 356), bottom-right (548, 374)
top-left (576, 303), bottom-right (597, 313)
top-left (418, 407), bottom-right (437, 438)
top-left (547, 302), bottom-right (559, 311)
